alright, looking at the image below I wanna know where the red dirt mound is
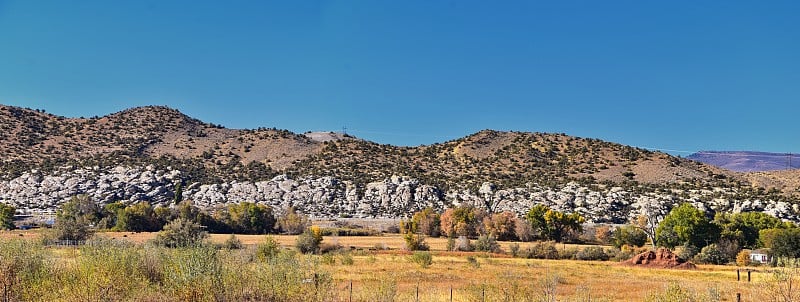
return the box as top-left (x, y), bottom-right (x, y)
top-left (621, 248), bottom-right (697, 269)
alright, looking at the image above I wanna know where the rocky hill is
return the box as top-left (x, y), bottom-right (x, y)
top-left (1, 105), bottom-right (798, 222)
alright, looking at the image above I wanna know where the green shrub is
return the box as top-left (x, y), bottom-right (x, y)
top-left (409, 251), bottom-right (433, 268)
top-left (509, 243), bottom-right (521, 257)
top-left (523, 241), bottom-right (559, 259)
top-left (674, 244), bottom-right (698, 261)
top-left (162, 245), bottom-right (224, 300)
top-left (474, 235), bottom-right (501, 253)
top-left (402, 232), bottom-right (429, 251)
top-left (153, 218), bottom-right (208, 248)
top-left (257, 236), bottom-right (281, 260)
top-left (559, 247), bottom-right (579, 260)
top-left (575, 246), bottom-right (609, 261)
top-left (222, 234), bottom-right (243, 250)
top-left (296, 227), bottom-right (323, 254)
top-left (693, 244), bottom-right (728, 265)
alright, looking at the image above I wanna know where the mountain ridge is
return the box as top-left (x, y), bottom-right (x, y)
top-left (1, 104), bottom-right (799, 222)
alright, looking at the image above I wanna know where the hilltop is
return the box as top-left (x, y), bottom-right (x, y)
top-left (0, 105), bottom-right (734, 189)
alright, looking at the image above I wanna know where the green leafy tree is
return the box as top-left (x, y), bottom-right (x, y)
top-left (97, 202), bottom-right (125, 230)
top-left (399, 219), bottom-right (429, 251)
top-left (0, 204), bottom-right (16, 230)
top-left (114, 202), bottom-right (161, 232)
top-left (655, 203), bottom-right (720, 249)
top-left (173, 181), bottom-right (183, 204)
top-left (611, 224), bottom-right (647, 248)
top-left (770, 228), bottom-right (800, 259)
top-left (714, 212), bottom-right (790, 249)
top-left (226, 202), bottom-right (276, 234)
top-left (524, 204), bottom-right (550, 240)
top-left (525, 205), bottom-right (585, 242)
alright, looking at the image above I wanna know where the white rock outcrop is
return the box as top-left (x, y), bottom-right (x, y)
top-left (1, 166), bottom-right (798, 223)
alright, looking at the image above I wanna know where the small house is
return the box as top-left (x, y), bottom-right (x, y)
top-left (750, 249), bottom-right (771, 264)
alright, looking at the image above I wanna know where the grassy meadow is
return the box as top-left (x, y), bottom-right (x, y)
top-left (0, 229), bottom-right (795, 301)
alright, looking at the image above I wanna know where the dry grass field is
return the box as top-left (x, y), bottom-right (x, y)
top-left (1, 229), bottom-right (781, 301)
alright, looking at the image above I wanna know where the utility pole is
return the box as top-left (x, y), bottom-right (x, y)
top-left (342, 126), bottom-right (348, 136)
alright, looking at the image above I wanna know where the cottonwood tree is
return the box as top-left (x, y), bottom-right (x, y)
top-left (655, 203), bottom-right (719, 249)
top-left (411, 208), bottom-right (441, 237)
top-left (525, 204), bottom-right (585, 242)
top-left (440, 205), bottom-right (487, 238)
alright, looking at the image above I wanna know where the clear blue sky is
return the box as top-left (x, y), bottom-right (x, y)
top-left (1, 1), bottom-right (798, 154)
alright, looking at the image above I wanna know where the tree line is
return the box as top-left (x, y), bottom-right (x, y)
top-left (42, 195), bottom-right (311, 243)
top-left (401, 203), bottom-right (800, 265)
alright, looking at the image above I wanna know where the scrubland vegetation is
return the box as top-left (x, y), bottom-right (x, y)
top-left (2, 189), bottom-right (800, 301)
top-left (0, 233), bottom-right (798, 301)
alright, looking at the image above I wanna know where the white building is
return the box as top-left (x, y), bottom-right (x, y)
top-left (749, 249), bottom-right (771, 264)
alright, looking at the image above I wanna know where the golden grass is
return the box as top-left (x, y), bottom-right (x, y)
top-left (0, 229), bottom-right (771, 300)
top-left (326, 254), bottom-right (763, 301)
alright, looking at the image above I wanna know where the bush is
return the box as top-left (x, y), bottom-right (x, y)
top-left (296, 227), bottom-right (323, 254)
top-left (575, 246), bottom-right (609, 261)
top-left (222, 234), bottom-right (243, 250)
top-left (736, 250), bottom-right (752, 266)
top-left (674, 244), bottom-right (698, 261)
top-left (474, 235), bottom-right (501, 253)
top-left (693, 244), bottom-right (728, 265)
top-left (523, 241), bottom-right (559, 259)
top-left (454, 236), bottom-right (473, 252)
top-left (256, 236), bottom-right (281, 260)
top-left (509, 243), bottom-right (521, 257)
top-left (153, 218), bottom-right (208, 248)
top-left (557, 247), bottom-right (578, 259)
top-left (409, 251), bottom-right (433, 269)
top-left (402, 232), bottom-right (429, 251)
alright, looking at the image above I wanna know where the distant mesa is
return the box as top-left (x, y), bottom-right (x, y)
top-left (687, 151), bottom-right (800, 172)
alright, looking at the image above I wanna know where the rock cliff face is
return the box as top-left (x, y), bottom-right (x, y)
top-left (3, 166), bottom-right (798, 223)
